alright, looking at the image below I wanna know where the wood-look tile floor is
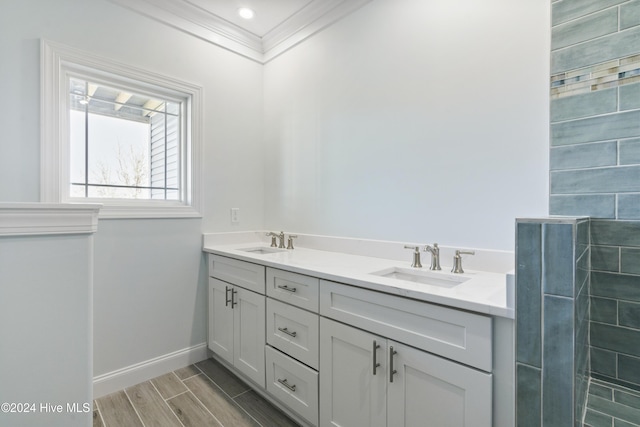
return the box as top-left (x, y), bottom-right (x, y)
top-left (94, 358), bottom-right (300, 427)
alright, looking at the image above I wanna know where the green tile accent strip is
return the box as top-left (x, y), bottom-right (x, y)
top-left (551, 54), bottom-right (640, 99)
top-left (588, 394), bottom-right (640, 424)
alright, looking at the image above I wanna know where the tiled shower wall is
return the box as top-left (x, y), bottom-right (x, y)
top-left (590, 220), bottom-right (640, 391)
top-left (549, 0), bottom-right (640, 394)
top-left (515, 218), bottom-right (590, 427)
top-left (550, 0), bottom-right (640, 218)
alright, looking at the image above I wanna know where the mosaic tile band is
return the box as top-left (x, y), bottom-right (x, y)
top-left (551, 54), bottom-right (640, 99)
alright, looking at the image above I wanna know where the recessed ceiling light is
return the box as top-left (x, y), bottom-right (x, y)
top-left (237, 7), bottom-right (255, 20)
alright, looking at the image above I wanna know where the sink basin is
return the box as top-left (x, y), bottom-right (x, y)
top-left (239, 247), bottom-right (286, 255)
top-left (370, 267), bottom-right (469, 288)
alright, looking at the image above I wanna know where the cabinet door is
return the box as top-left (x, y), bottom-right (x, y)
top-left (387, 341), bottom-right (492, 427)
top-left (208, 278), bottom-right (234, 365)
top-left (234, 287), bottom-right (266, 388)
top-left (319, 318), bottom-right (386, 427)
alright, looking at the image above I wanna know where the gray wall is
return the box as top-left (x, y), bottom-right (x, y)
top-left (263, 0), bottom-right (550, 251)
top-left (549, 0), bottom-right (640, 393)
top-left (0, 234), bottom-right (94, 427)
top-left (0, 0), bottom-right (264, 384)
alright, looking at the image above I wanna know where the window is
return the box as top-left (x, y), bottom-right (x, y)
top-left (41, 40), bottom-right (202, 218)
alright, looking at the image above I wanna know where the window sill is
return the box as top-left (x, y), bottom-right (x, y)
top-left (81, 202), bottom-right (202, 219)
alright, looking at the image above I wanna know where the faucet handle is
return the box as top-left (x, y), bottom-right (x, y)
top-left (404, 245), bottom-right (423, 268)
top-left (266, 232), bottom-right (278, 247)
top-left (452, 250), bottom-right (475, 274)
top-left (287, 235), bottom-right (298, 250)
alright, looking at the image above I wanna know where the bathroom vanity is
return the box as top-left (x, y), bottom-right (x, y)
top-left (203, 233), bottom-right (514, 427)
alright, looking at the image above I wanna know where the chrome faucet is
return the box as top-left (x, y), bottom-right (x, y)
top-left (404, 245), bottom-right (423, 268)
top-left (287, 235), bottom-right (297, 249)
top-left (452, 250), bottom-right (475, 274)
top-left (277, 231), bottom-right (286, 248)
top-left (424, 243), bottom-right (442, 271)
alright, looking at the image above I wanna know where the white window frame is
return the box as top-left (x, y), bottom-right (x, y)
top-left (41, 39), bottom-right (203, 219)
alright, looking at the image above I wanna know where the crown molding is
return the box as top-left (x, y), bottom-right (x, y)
top-left (0, 203), bottom-right (101, 236)
top-left (109, 0), bottom-right (371, 64)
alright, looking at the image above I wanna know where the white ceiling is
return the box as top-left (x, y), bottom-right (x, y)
top-left (110, 0), bottom-right (371, 63)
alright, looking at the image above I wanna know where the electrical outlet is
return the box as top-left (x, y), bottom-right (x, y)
top-left (230, 208), bottom-right (240, 224)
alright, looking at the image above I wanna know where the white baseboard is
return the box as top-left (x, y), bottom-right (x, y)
top-left (93, 343), bottom-right (209, 398)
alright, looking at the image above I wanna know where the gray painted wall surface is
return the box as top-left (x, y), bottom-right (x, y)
top-left (0, 235), bottom-right (93, 427)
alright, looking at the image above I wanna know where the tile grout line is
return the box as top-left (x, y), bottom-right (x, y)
top-left (147, 376), bottom-right (187, 427)
top-left (190, 363), bottom-right (266, 427)
top-left (123, 388), bottom-right (148, 427)
top-left (94, 400), bottom-right (107, 427)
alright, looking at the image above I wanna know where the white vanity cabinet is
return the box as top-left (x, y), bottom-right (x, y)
top-left (265, 268), bottom-right (320, 426)
top-left (319, 281), bottom-right (493, 427)
top-left (208, 254), bottom-right (266, 388)
top-left (204, 248), bottom-right (511, 427)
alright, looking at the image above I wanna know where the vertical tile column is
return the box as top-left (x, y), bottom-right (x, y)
top-left (515, 217), bottom-right (590, 427)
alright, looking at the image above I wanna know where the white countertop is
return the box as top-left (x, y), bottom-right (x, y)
top-left (203, 241), bottom-right (514, 319)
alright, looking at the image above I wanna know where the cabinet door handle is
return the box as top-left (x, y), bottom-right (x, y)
top-left (372, 340), bottom-right (381, 375)
top-left (389, 346), bottom-right (398, 383)
top-left (277, 327), bottom-right (297, 338)
top-left (231, 288), bottom-right (238, 308)
top-left (277, 285), bottom-right (297, 293)
top-left (225, 286), bottom-right (231, 307)
top-left (277, 378), bottom-right (296, 392)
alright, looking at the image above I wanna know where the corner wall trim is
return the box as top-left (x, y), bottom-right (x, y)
top-left (93, 343), bottom-right (208, 398)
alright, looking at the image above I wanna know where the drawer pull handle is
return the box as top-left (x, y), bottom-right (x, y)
top-left (225, 286), bottom-right (231, 307)
top-left (278, 327), bottom-right (297, 338)
top-left (231, 288), bottom-right (238, 308)
top-left (372, 340), bottom-right (381, 375)
top-left (389, 346), bottom-right (398, 383)
top-left (277, 378), bottom-right (296, 392)
top-left (277, 285), bottom-right (297, 293)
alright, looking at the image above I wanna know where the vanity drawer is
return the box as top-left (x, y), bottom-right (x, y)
top-left (267, 298), bottom-right (319, 370)
top-left (209, 254), bottom-right (265, 294)
top-left (266, 346), bottom-right (319, 426)
top-left (319, 280), bottom-right (492, 372)
top-left (266, 268), bottom-right (319, 312)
